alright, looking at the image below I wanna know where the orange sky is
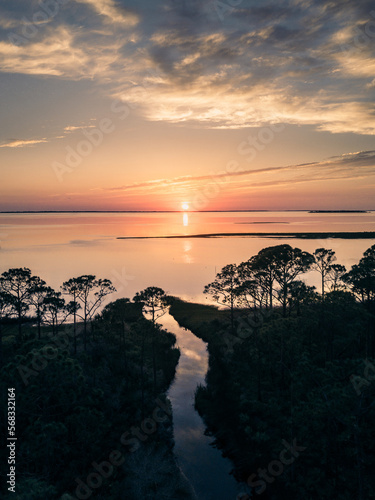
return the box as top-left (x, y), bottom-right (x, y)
top-left (0, 0), bottom-right (375, 211)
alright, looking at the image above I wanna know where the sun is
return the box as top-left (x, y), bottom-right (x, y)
top-left (181, 202), bottom-right (190, 211)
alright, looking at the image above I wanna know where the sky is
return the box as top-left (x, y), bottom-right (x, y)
top-left (0, 0), bottom-right (375, 211)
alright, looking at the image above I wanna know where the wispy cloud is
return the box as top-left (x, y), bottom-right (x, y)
top-left (0, 138), bottom-right (48, 148)
top-left (64, 124), bottom-right (96, 132)
top-left (102, 150), bottom-right (375, 193)
top-left (0, 24), bottom-right (131, 79)
top-left (74, 0), bottom-right (139, 25)
top-left (0, 122), bottom-right (101, 151)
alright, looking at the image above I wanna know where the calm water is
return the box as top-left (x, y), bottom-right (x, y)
top-left (0, 211), bottom-right (374, 303)
top-left (160, 313), bottom-right (238, 500)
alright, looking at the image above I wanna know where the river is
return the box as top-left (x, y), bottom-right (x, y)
top-left (158, 312), bottom-right (242, 500)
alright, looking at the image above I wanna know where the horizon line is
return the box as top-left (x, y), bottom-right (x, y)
top-left (0, 209), bottom-right (373, 214)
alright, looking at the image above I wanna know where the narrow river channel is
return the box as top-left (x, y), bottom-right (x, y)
top-left (158, 312), bottom-right (240, 500)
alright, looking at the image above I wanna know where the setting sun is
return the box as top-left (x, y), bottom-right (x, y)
top-left (181, 202), bottom-right (190, 211)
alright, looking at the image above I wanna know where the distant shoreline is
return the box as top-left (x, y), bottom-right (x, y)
top-left (0, 210), bottom-right (372, 214)
top-left (118, 232), bottom-right (375, 240)
top-left (308, 210), bottom-right (368, 213)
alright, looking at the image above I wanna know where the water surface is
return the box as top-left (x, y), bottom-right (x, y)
top-left (0, 212), bottom-right (374, 303)
top-left (160, 313), bottom-right (239, 500)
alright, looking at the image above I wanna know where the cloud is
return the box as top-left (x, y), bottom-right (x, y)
top-left (0, 21), bottom-right (134, 79)
top-left (73, 0), bottom-right (139, 26)
top-left (103, 150), bottom-right (375, 194)
top-left (0, 0), bottom-right (374, 134)
top-left (0, 122), bottom-right (101, 151)
top-left (0, 138), bottom-right (48, 148)
top-left (0, 16), bottom-right (22, 30)
top-left (105, 1), bottom-right (375, 134)
top-left (64, 124), bottom-right (96, 132)
top-left (0, 27), bottom-right (88, 77)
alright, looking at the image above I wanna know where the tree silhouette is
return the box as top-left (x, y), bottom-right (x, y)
top-left (344, 245), bottom-right (375, 304)
top-left (327, 263), bottom-right (347, 292)
top-left (237, 261), bottom-right (268, 310)
top-left (61, 278), bottom-right (81, 354)
top-left (0, 268), bottom-right (34, 341)
top-left (270, 245), bottom-right (314, 316)
top-left (203, 264), bottom-right (239, 334)
top-left (286, 280), bottom-right (317, 316)
top-left (61, 275), bottom-right (116, 350)
top-left (28, 276), bottom-right (51, 339)
top-left (100, 298), bottom-right (139, 368)
top-left (133, 287), bottom-right (169, 325)
top-left (249, 247), bottom-right (280, 309)
top-left (42, 290), bottom-right (73, 336)
top-left (0, 291), bottom-right (15, 366)
top-left (134, 287), bottom-right (169, 393)
top-left (313, 248), bottom-right (336, 296)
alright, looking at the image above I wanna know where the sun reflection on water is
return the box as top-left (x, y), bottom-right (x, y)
top-left (183, 239), bottom-right (194, 264)
top-left (183, 212), bottom-right (189, 227)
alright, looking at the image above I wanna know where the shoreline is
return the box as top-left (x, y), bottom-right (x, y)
top-left (0, 209), bottom-right (372, 214)
top-left (118, 231), bottom-right (375, 240)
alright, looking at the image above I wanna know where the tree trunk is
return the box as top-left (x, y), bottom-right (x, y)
top-left (17, 290), bottom-right (22, 343)
top-left (283, 288), bottom-right (287, 317)
top-left (37, 305), bottom-right (41, 339)
top-left (269, 279), bottom-right (273, 309)
top-left (151, 307), bottom-right (157, 393)
top-left (84, 309), bottom-right (87, 351)
top-left (18, 309), bottom-right (22, 342)
top-left (230, 303), bottom-right (234, 335)
top-left (73, 308), bottom-right (77, 355)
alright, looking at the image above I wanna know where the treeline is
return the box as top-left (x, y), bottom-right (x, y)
top-left (204, 244), bottom-right (375, 343)
top-left (0, 270), bottom-right (117, 362)
top-left (171, 243), bottom-right (375, 500)
top-left (0, 279), bottom-right (192, 499)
